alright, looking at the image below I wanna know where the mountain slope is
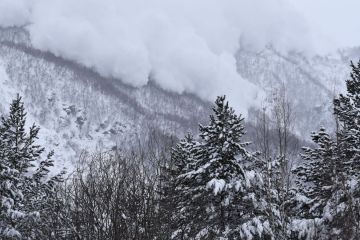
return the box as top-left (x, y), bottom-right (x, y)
top-left (237, 46), bottom-right (351, 136)
top-left (0, 26), bottom-right (357, 169)
top-left (0, 27), bottom-right (211, 170)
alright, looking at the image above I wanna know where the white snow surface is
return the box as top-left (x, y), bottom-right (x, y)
top-left (206, 178), bottom-right (226, 195)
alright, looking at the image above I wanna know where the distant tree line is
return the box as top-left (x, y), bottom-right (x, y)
top-left (1, 61), bottom-right (360, 239)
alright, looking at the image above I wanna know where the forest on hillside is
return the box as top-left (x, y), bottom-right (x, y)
top-left (1, 61), bottom-right (360, 239)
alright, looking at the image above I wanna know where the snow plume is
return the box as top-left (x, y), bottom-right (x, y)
top-left (0, 0), bottom-right (312, 112)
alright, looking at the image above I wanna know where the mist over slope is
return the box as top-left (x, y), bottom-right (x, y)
top-left (237, 46), bottom-right (352, 136)
top-left (0, 26), bottom-right (356, 168)
top-left (1, 2), bottom-right (360, 238)
top-left (0, 1), bottom-right (357, 114)
top-left (0, 0), bottom-right (319, 112)
top-left (0, 0), bottom-right (358, 169)
top-left (0, 27), bottom-right (213, 170)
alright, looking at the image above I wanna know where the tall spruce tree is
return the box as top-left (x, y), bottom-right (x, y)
top-left (261, 156), bottom-right (286, 239)
top-left (0, 95), bottom-right (65, 239)
top-left (291, 61), bottom-right (360, 239)
top-left (332, 60), bottom-right (360, 238)
top-left (291, 128), bottom-right (341, 239)
top-left (169, 96), bottom-right (270, 239)
top-left (334, 60), bottom-right (360, 175)
top-left (159, 133), bottom-right (199, 239)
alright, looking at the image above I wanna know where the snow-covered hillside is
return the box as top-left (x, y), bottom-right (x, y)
top-left (0, 26), bottom-right (356, 169)
top-left (0, 27), bottom-right (211, 170)
top-left (237, 46), bottom-right (352, 136)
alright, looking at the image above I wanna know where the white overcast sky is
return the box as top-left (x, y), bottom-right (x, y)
top-left (291, 0), bottom-right (360, 51)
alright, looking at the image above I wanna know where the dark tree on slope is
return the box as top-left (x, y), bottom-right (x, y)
top-left (0, 95), bottom-right (65, 239)
top-left (168, 96), bottom-right (271, 239)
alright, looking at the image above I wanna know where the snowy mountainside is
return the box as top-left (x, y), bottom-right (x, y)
top-left (0, 27), bottom-right (210, 170)
top-left (237, 46), bottom-right (351, 136)
top-left (0, 26), bottom-right (357, 169)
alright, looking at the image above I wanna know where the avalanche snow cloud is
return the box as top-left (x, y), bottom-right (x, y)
top-left (0, 0), bottom-right (313, 112)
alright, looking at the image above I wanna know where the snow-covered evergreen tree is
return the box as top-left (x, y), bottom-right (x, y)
top-left (169, 96), bottom-right (271, 239)
top-left (0, 95), bottom-right (65, 239)
top-left (332, 60), bottom-right (360, 238)
top-left (291, 61), bottom-right (360, 239)
top-left (334, 60), bottom-right (360, 175)
top-left (291, 128), bottom-right (341, 239)
top-left (260, 155), bottom-right (287, 239)
top-left (159, 133), bottom-right (199, 239)
top-left (0, 156), bottom-right (24, 239)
